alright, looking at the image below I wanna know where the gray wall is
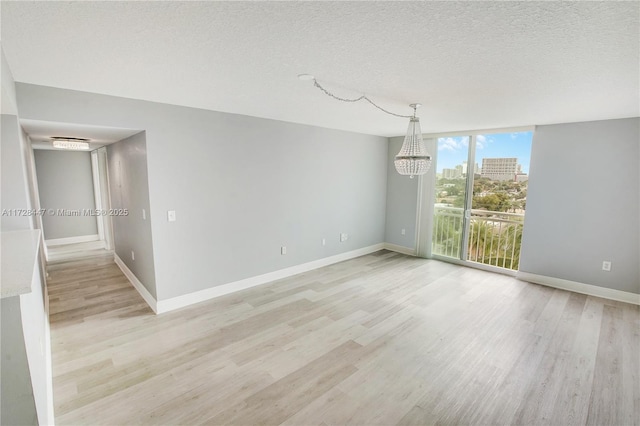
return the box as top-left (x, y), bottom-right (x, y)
top-left (107, 132), bottom-right (157, 298)
top-left (520, 118), bottom-right (640, 294)
top-left (1, 297), bottom-right (38, 426)
top-left (17, 83), bottom-right (389, 301)
top-left (34, 150), bottom-right (98, 240)
top-left (1, 114), bottom-right (32, 231)
top-left (384, 136), bottom-right (419, 249)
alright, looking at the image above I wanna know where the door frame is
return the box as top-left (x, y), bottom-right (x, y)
top-left (91, 147), bottom-right (114, 250)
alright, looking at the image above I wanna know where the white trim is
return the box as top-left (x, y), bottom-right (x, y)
top-left (90, 150), bottom-right (104, 241)
top-left (414, 174), bottom-right (424, 256)
top-left (114, 254), bottom-right (158, 313)
top-left (383, 243), bottom-right (416, 256)
top-left (460, 134), bottom-right (478, 261)
top-left (43, 313), bottom-right (55, 425)
top-left (156, 244), bottom-right (385, 314)
top-left (517, 271), bottom-right (640, 306)
top-left (424, 125), bottom-right (536, 139)
top-left (45, 234), bottom-right (99, 246)
top-left (97, 147), bottom-right (114, 251)
top-left (415, 137), bottom-right (437, 258)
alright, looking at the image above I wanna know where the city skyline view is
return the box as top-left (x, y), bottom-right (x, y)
top-left (435, 131), bottom-right (533, 175)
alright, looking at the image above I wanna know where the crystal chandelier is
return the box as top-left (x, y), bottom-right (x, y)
top-left (302, 75), bottom-right (432, 178)
top-left (393, 104), bottom-right (432, 178)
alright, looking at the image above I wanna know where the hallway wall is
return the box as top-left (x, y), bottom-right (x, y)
top-left (34, 149), bottom-right (98, 241)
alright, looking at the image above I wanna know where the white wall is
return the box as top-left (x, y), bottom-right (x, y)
top-left (16, 83), bottom-right (389, 301)
top-left (1, 46), bottom-right (17, 115)
top-left (18, 255), bottom-right (53, 425)
top-left (520, 118), bottom-right (639, 294)
top-left (1, 50), bottom-right (53, 425)
top-left (107, 132), bottom-right (157, 298)
top-left (34, 149), bottom-right (99, 240)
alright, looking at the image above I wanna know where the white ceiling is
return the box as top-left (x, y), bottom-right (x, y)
top-left (2, 1), bottom-right (638, 137)
top-left (22, 119), bottom-right (141, 151)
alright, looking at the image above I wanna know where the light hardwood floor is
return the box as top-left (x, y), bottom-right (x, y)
top-left (46, 240), bottom-right (112, 264)
top-left (47, 251), bottom-right (639, 425)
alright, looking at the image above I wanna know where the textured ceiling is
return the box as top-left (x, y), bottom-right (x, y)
top-left (1, 1), bottom-right (638, 136)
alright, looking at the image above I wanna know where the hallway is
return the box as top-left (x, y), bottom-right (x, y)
top-left (46, 241), bottom-right (112, 264)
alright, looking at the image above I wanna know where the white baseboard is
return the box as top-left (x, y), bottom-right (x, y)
top-left (517, 271), bottom-right (640, 305)
top-left (156, 243), bottom-right (385, 314)
top-left (45, 234), bottom-right (99, 247)
top-left (44, 314), bottom-right (55, 426)
top-left (383, 243), bottom-right (416, 256)
top-left (114, 254), bottom-right (158, 313)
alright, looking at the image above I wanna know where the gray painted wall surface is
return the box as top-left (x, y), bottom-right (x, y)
top-left (520, 118), bottom-right (640, 294)
top-left (34, 150), bottom-right (98, 240)
top-left (107, 132), bottom-right (157, 298)
top-left (384, 136), bottom-right (418, 249)
top-left (0, 297), bottom-right (38, 426)
top-left (1, 114), bottom-right (31, 231)
top-left (17, 84), bottom-right (388, 300)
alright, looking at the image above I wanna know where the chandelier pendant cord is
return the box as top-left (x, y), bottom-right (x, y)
top-left (313, 79), bottom-right (414, 119)
top-left (302, 75), bottom-right (431, 178)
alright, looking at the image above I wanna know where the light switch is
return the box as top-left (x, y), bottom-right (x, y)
top-left (167, 210), bottom-right (176, 222)
top-left (142, 209), bottom-right (146, 220)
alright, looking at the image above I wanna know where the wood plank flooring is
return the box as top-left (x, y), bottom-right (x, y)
top-left (46, 240), bottom-right (112, 264)
top-left (47, 251), bottom-right (640, 425)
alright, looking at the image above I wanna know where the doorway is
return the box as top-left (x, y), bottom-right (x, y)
top-left (431, 131), bottom-right (533, 271)
top-left (32, 146), bottom-right (114, 263)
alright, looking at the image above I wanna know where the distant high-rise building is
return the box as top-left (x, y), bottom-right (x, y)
top-left (441, 162), bottom-right (484, 180)
top-left (481, 157), bottom-right (518, 181)
top-left (442, 168), bottom-right (462, 179)
top-left (459, 161), bottom-right (480, 176)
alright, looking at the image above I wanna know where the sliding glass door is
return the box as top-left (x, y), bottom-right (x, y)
top-left (432, 136), bottom-right (471, 259)
top-left (431, 131), bottom-right (532, 271)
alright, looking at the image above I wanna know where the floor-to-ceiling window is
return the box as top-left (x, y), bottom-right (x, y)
top-left (431, 130), bottom-right (533, 271)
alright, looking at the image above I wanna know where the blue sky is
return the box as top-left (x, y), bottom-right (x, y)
top-left (435, 131), bottom-right (533, 174)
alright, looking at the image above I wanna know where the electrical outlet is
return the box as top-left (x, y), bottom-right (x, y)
top-left (167, 210), bottom-right (176, 222)
top-left (281, 246), bottom-right (287, 255)
top-left (340, 233), bottom-right (348, 242)
top-left (131, 250), bottom-right (135, 261)
top-left (401, 228), bottom-right (406, 235)
top-left (322, 238), bottom-right (326, 246)
top-left (602, 261), bottom-right (611, 271)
